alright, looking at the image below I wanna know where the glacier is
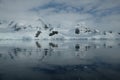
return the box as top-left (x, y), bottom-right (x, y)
top-left (0, 19), bottom-right (120, 40)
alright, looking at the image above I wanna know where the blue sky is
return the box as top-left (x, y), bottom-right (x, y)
top-left (0, 0), bottom-right (120, 31)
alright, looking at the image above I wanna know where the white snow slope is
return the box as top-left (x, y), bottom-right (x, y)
top-left (0, 19), bottom-right (120, 40)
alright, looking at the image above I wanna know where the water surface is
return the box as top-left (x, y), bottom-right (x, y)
top-left (0, 40), bottom-right (120, 80)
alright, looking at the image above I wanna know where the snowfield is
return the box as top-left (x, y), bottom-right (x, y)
top-left (0, 19), bottom-right (120, 40)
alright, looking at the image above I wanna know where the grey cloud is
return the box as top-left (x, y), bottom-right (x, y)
top-left (0, 0), bottom-right (120, 31)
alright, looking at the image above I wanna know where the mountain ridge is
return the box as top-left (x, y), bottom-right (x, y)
top-left (0, 19), bottom-right (120, 40)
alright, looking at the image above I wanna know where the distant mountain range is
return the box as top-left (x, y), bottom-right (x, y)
top-left (0, 19), bottom-right (120, 40)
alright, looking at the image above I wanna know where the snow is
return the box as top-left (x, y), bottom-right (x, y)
top-left (0, 19), bottom-right (120, 40)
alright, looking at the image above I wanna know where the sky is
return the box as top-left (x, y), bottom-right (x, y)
top-left (0, 0), bottom-right (120, 31)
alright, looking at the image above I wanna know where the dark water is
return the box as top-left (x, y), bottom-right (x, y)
top-left (0, 40), bottom-right (120, 80)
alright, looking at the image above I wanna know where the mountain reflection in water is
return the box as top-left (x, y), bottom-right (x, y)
top-left (0, 40), bottom-right (120, 80)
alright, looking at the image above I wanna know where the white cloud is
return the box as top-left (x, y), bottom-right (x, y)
top-left (97, 14), bottom-right (120, 32)
top-left (96, 0), bottom-right (120, 10)
top-left (41, 12), bottom-right (93, 27)
top-left (0, 0), bottom-right (52, 20)
top-left (0, 0), bottom-right (120, 31)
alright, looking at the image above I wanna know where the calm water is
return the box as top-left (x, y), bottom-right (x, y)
top-left (0, 40), bottom-right (120, 80)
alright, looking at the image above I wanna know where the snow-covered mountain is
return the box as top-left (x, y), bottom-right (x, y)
top-left (0, 19), bottom-right (120, 40)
